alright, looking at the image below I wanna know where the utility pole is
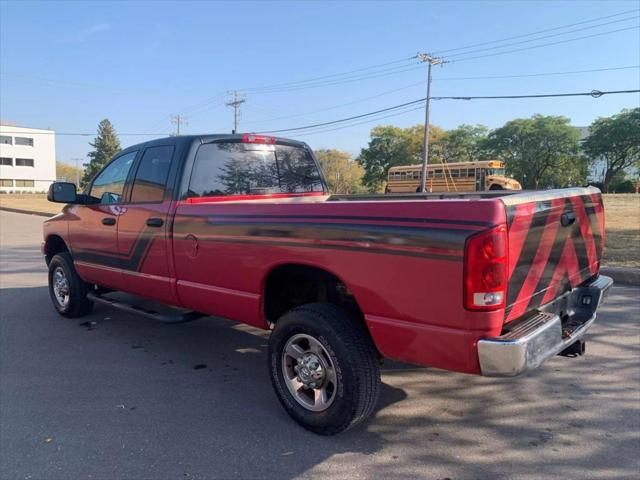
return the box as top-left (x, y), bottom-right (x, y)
top-left (225, 91), bottom-right (246, 134)
top-left (417, 53), bottom-right (444, 193)
top-left (71, 157), bottom-right (82, 186)
top-left (170, 114), bottom-right (188, 136)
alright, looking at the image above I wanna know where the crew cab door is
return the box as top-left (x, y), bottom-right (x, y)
top-left (69, 151), bottom-right (138, 289)
top-left (116, 145), bottom-right (177, 304)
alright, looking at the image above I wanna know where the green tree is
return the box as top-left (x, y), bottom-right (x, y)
top-left (81, 119), bottom-right (121, 186)
top-left (314, 149), bottom-right (365, 194)
top-left (486, 114), bottom-right (583, 189)
top-left (582, 108), bottom-right (640, 193)
top-left (440, 124), bottom-right (490, 162)
top-left (56, 161), bottom-right (82, 184)
top-left (357, 124), bottom-right (445, 192)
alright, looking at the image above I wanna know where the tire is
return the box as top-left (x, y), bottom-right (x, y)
top-left (268, 303), bottom-right (380, 435)
top-left (48, 252), bottom-right (93, 318)
top-left (489, 184), bottom-right (503, 190)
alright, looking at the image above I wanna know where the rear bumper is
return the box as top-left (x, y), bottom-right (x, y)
top-left (478, 275), bottom-right (614, 377)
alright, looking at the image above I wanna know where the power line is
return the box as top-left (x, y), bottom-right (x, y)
top-left (241, 65), bottom-right (638, 128)
top-left (0, 131), bottom-right (170, 136)
top-left (255, 98), bottom-right (426, 134)
top-left (254, 88), bottom-right (640, 135)
top-left (432, 8), bottom-right (639, 55)
top-left (241, 57), bottom-right (415, 92)
top-left (432, 89), bottom-right (640, 100)
top-left (208, 24), bottom-right (638, 95)
top-left (286, 106), bottom-right (425, 138)
top-left (3, 89), bottom-right (637, 138)
top-left (242, 63), bottom-right (423, 94)
top-left (447, 25), bottom-right (640, 63)
top-left (435, 65), bottom-right (640, 81)
top-left (226, 10), bottom-right (640, 95)
top-left (242, 81), bottom-right (426, 126)
top-left (443, 15), bottom-right (639, 59)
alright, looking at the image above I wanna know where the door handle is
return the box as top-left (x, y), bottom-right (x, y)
top-left (561, 212), bottom-right (576, 227)
top-left (146, 217), bottom-right (164, 228)
top-left (102, 217), bottom-right (116, 226)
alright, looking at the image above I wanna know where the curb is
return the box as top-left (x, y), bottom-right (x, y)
top-left (601, 267), bottom-right (640, 287)
top-left (0, 207), bottom-right (56, 218)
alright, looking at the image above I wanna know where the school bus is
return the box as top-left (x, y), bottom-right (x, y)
top-left (385, 160), bottom-right (522, 193)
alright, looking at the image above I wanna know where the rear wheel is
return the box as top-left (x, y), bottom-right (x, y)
top-left (48, 252), bottom-right (93, 318)
top-left (268, 303), bottom-right (380, 435)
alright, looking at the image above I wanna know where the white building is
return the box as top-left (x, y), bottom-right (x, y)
top-left (0, 123), bottom-right (56, 192)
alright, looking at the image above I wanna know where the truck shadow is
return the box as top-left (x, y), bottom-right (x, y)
top-left (1, 285), bottom-right (638, 480)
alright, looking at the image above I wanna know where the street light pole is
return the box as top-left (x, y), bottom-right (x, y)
top-left (417, 53), bottom-right (444, 193)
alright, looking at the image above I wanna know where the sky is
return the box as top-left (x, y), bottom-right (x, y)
top-left (0, 0), bottom-right (638, 165)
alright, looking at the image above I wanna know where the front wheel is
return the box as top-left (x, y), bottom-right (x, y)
top-left (268, 303), bottom-right (380, 435)
top-left (48, 252), bottom-right (93, 318)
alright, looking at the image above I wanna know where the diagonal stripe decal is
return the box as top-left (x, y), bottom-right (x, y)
top-left (505, 193), bottom-right (604, 322)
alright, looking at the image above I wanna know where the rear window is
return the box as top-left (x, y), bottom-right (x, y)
top-left (186, 142), bottom-right (325, 198)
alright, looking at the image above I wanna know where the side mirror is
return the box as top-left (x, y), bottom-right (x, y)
top-left (48, 182), bottom-right (79, 203)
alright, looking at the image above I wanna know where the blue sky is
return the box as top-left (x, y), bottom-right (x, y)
top-left (1, 0), bottom-right (638, 164)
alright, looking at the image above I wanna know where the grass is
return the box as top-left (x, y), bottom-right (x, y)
top-left (601, 194), bottom-right (640, 268)
top-left (0, 194), bottom-right (63, 215)
top-left (1, 192), bottom-right (638, 268)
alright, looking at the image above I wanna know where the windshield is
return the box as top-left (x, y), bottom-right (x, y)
top-left (486, 168), bottom-right (506, 177)
top-left (187, 142), bottom-right (325, 197)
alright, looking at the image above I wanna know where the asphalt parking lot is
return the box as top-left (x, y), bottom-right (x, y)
top-left (0, 209), bottom-right (638, 480)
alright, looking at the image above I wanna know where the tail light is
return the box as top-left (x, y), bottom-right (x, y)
top-left (242, 133), bottom-right (276, 144)
top-left (464, 225), bottom-right (508, 311)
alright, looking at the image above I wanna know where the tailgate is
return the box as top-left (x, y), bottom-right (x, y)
top-left (503, 187), bottom-right (604, 322)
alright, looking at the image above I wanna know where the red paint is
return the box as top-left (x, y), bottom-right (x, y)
top-left (180, 192), bottom-right (325, 204)
top-left (569, 196), bottom-right (598, 275)
top-left (507, 198), bottom-right (563, 321)
top-left (43, 176), bottom-right (605, 375)
top-left (506, 203), bottom-right (535, 279)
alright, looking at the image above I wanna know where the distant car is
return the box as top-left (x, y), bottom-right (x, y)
top-left (43, 133), bottom-right (611, 434)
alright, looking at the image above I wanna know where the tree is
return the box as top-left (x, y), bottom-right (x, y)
top-left (56, 161), bottom-right (82, 184)
top-left (440, 124), bottom-right (490, 162)
top-left (314, 149), bottom-right (365, 194)
top-left (582, 108), bottom-right (640, 193)
top-left (357, 124), bottom-right (445, 192)
top-left (486, 115), bottom-right (584, 189)
top-left (81, 119), bottom-right (121, 186)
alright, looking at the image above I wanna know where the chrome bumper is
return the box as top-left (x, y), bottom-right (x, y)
top-left (478, 275), bottom-right (614, 377)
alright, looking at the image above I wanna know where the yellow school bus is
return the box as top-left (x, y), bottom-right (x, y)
top-left (385, 160), bottom-right (522, 193)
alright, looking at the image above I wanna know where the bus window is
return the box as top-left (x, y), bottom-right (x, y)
top-left (434, 169), bottom-right (443, 179)
top-left (412, 171), bottom-right (420, 180)
top-left (451, 169), bottom-right (459, 178)
top-left (487, 168), bottom-right (506, 176)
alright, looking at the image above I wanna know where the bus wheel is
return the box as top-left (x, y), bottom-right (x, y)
top-left (489, 184), bottom-right (503, 190)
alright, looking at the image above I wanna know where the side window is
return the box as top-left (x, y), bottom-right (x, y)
top-left (89, 151), bottom-right (137, 204)
top-left (130, 146), bottom-right (174, 203)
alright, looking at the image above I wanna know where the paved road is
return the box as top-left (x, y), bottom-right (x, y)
top-left (1, 210), bottom-right (638, 480)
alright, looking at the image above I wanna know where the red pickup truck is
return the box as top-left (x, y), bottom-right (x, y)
top-left (44, 133), bottom-right (612, 434)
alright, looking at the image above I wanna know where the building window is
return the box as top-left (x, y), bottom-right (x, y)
top-left (15, 179), bottom-right (35, 187)
top-left (15, 137), bottom-right (34, 146)
top-left (0, 157), bottom-right (12, 166)
top-left (15, 158), bottom-right (34, 167)
top-left (0, 179), bottom-right (12, 187)
top-left (0, 136), bottom-right (12, 145)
